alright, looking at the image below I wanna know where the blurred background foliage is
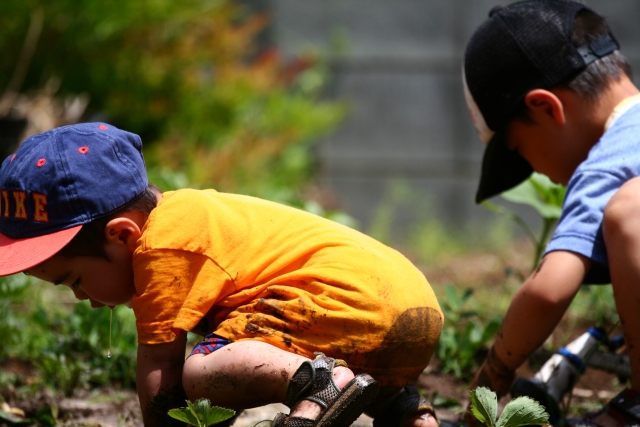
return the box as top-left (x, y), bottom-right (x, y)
top-left (0, 0), bottom-right (346, 199)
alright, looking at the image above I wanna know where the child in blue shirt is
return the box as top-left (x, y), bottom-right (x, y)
top-left (463, 1), bottom-right (640, 426)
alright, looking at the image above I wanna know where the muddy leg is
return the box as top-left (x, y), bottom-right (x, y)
top-left (183, 340), bottom-right (353, 420)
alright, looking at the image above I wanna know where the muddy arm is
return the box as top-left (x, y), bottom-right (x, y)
top-left (137, 331), bottom-right (188, 427)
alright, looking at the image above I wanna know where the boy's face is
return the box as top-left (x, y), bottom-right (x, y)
top-left (505, 117), bottom-right (574, 185)
top-left (502, 88), bottom-right (595, 186)
top-left (26, 244), bottom-right (136, 308)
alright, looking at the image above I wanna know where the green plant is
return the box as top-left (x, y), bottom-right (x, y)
top-left (435, 285), bottom-right (501, 380)
top-left (0, 275), bottom-right (34, 361)
top-left (427, 391), bottom-right (460, 409)
top-left (572, 285), bottom-right (618, 327)
top-left (24, 301), bottom-right (138, 394)
top-left (483, 172), bottom-right (565, 271)
top-left (469, 387), bottom-right (549, 427)
top-left (1, 279), bottom-right (138, 397)
top-left (168, 398), bottom-right (235, 427)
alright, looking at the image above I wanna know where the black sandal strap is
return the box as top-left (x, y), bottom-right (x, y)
top-left (287, 352), bottom-right (348, 408)
top-left (277, 354), bottom-right (378, 427)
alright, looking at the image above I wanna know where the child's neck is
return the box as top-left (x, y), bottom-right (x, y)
top-left (565, 74), bottom-right (640, 153)
top-left (595, 74), bottom-right (640, 132)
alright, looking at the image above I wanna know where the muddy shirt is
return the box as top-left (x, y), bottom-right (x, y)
top-left (545, 95), bottom-right (640, 284)
top-left (131, 189), bottom-right (443, 386)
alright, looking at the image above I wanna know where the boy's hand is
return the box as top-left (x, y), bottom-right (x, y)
top-left (137, 332), bottom-right (188, 427)
top-left (464, 348), bottom-right (515, 427)
top-left (469, 347), bottom-right (515, 397)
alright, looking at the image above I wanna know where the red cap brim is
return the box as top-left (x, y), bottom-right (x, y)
top-left (0, 225), bottom-right (82, 276)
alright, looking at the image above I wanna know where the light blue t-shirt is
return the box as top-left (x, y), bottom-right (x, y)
top-left (545, 99), bottom-right (640, 284)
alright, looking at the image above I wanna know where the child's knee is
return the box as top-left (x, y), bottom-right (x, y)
top-left (603, 177), bottom-right (640, 242)
top-left (182, 355), bottom-right (203, 399)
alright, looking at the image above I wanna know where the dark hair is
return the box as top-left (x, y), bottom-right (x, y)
top-left (514, 9), bottom-right (632, 123)
top-left (558, 9), bottom-right (632, 100)
top-left (57, 183), bottom-right (161, 259)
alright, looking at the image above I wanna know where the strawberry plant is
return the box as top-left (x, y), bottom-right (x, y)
top-left (483, 173), bottom-right (565, 272)
top-left (469, 387), bottom-right (549, 427)
top-left (168, 398), bottom-right (235, 427)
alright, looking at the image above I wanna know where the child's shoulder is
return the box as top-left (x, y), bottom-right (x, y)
top-left (158, 187), bottom-right (213, 204)
top-left (141, 189), bottom-right (216, 247)
top-left (578, 103), bottom-right (640, 175)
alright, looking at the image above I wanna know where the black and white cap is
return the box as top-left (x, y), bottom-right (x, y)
top-left (463, 0), bottom-right (619, 203)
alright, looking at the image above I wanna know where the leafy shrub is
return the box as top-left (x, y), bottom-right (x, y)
top-left (37, 302), bottom-right (137, 393)
top-left (0, 278), bottom-right (138, 397)
top-left (0, 275), bottom-right (31, 360)
top-left (0, 0), bottom-right (346, 199)
top-left (435, 285), bottom-right (501, 380)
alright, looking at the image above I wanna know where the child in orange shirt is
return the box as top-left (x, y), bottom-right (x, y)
top-left (0, 123), bottom-right (443, 427)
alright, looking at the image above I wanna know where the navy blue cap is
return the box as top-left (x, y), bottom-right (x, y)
top-left (0, 123), bottom-right (147, 275)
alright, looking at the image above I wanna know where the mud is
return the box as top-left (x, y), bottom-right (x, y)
top-left (1, 363), bottom-right (623, 427)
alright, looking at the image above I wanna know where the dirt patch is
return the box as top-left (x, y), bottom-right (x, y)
top-left (1, 363), bottom-right (623, 426)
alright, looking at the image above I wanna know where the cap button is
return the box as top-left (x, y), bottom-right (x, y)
top-left (489, 5), bottom-right (504, 17)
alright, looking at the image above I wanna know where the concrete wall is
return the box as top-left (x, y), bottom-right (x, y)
top-left (270, 0), bottom-right (640, 237)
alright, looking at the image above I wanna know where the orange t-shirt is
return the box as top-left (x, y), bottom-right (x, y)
top-left (131, 189), bottom-right (442, 385)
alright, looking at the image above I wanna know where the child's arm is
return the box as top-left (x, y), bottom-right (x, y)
top-left (470, 250), bottom-right (592, 396)
top-left (136, 331), bottom-right (188, 427)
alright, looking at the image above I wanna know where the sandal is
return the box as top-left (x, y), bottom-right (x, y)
top-left (372, 386), bottom-right (437, 427)
top-left (568, 388), bottom-right (640, 427)
top-left (272, 352), bottom-right (380, 427)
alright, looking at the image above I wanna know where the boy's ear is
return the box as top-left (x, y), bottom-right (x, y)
top-left (523, 89), bottom-right (566, 126)
top-left (104, 217), bottom-right (142, 253)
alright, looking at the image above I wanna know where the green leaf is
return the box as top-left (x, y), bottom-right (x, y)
top-left (481, 317), bottom-right (502, 342)
top-left (170, 399), bottom-right (235, 427)
top-left (501, 178), bottom-right (562, 220)
top-left (187, 399), bottom-right (203, 425)
top-left (0, 409), bottom-right (34, 426)
top-left (469, 387), bottom-right (498, 427)
top-left (192, 398), bottom-right (211, 416)
top-left (201, 406), bottom-right (236, 426)
top-left (529, 173), bottom-right (566, 207)
top-left (496, 396), bottom-right (549, 427)
top-left (429, 391), bottom-right (460, 409)
top-left (168, 407), bottom-right (201, 426)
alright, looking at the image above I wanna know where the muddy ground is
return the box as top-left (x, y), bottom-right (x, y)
top-left (0, 361), bottom-right (624, 427)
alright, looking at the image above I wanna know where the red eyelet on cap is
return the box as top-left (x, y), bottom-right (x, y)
top-left (98, 125), bottom-right (108, 130)
top-left (10, 154), bottom-right (16, 162)
top-left (36, 159), bottom-right (46, 167)
top-left (78, 146), bottom-right (89, 154)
